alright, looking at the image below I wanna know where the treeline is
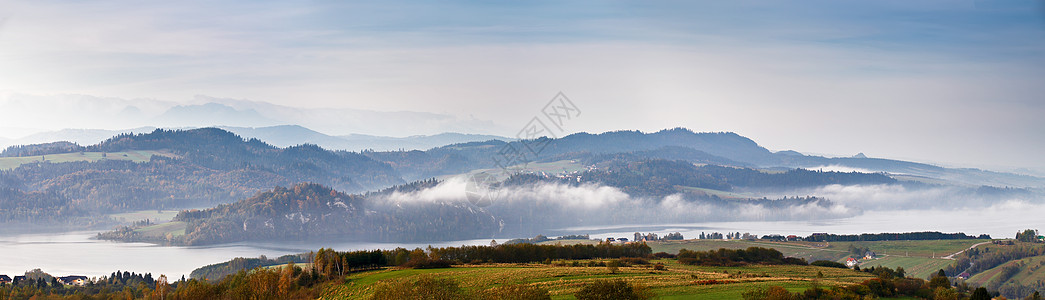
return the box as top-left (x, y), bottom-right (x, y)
top-left (804, 231), bottom-right (989, 242)
top-left (190, 254), bottom-right (310, 281)
top-left (0, 141), bottom-right (84, 157)
top-left (695, 164), bottom-right (896, 188)
top-left (502, 234), bottom-right (592, 245)
top-left (191, 242), bottom-right (652, 281)
top-left (426, 242), bottom-right (652, 264)
top-left (634, 232), bottom-right (683, 241)
top-left (0, 269), bottom-right (180, 300)
top-left (677, 247), bottom-right (806, 266)
top-left (699, 232), bottom-right (758, 240)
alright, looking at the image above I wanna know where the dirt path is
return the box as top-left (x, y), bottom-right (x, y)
top-left (943, 241), bottom-right (992, 260)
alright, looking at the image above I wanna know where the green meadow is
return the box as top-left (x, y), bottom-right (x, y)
top-left (0, 150), bottom-right (173, 170)
top-left (320, 259), bottom-right (874, 300)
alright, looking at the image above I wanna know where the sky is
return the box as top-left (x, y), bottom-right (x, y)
top-left (1, 0), bottom-right (1044, 171)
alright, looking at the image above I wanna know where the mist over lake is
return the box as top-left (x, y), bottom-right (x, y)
top-left (3, 200), bottom-right (1040, 279)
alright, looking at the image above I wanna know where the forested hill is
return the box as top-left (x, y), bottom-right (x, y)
top-left (99, 183), bottom-right (501, 245)
top-left (364, 129), bottom-right (775, 181)
top-left (502, 159), bottom-right (898, 198)
top-left (364, 128), bottom-right (1044, 187)
top-left (0, 128), bottom-right (403, 227)
top-left (87, 128), bottom-right (401, 191)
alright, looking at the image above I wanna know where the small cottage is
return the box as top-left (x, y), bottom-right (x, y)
top-left (845, 258), bottom-right (859, 268)
top-left (59, 276), bottom-right (89, 286)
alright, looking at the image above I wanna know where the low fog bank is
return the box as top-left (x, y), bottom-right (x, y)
top-left (374, 177), bottom-right (859, 237)
top-left (372, 177), bottom-right (1043, 238)
top-left (753, 184), bottom-right (1043, 211)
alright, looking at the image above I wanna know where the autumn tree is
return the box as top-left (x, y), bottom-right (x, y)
top-left (1017, 229), bottom-right (1039, 242)
top-left (929, 270), bottom-right (950, 289)
top-left (278, 262), bottom-right (296, 298)
top-left (152, 275), bottom-right (169, 300)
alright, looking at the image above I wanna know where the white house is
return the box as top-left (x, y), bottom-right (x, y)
top-left (59, 276), bottom-right (88, 286)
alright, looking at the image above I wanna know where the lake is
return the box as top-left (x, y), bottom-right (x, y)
top-left (1, 203), bottom-right (1042, 279)
top-left (0, 232), bottom-right (490, 279)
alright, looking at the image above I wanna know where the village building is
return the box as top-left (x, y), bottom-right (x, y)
top-left (845, 258), bottom-right (859, 268)
top-left (0, 275), bottom-right (10, 284)
top-left (59, 276), bottom-right (89, 286)
top-left (958, 272), bottom-right (971, 280)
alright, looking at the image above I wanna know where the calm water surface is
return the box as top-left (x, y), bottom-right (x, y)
top-left (2, 204), bottom-right (1042, 279)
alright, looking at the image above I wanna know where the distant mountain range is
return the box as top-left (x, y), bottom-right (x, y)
top-left (0, 125), bottom-right (509, 153)
top-left (218, 125), bottom-right (509, 151)
top-left (363, 128), bottom-right (1045, 187)
top-left (1, 126), bottom-right (1042, 237)
top-left (0, 94), bottom-right (507, 138)
top-left (3, 126), bottom-right (1042, 188)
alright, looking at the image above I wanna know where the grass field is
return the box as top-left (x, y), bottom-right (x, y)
top-left (0, 150), bottom-right (174, 170)
top-left (320, 259), bottom-right (875, 299)
top-left (967, 254), bottom-right (1045, 287)
top-left (999, 255), bottom-right (1045, 287)
top-left (133, 221), bottom-right (188, 238)
top-left (856, 256), bottom-right (953, 279)
top-left (108, 209), bottom-right (180, 224)
top-left (824, 240), bottom-right (988, 258)
top-left (639, 239), bottom-right (989, 281)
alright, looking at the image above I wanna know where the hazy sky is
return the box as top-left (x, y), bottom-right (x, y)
top-left (1, 1), bottom-right (1044, 170)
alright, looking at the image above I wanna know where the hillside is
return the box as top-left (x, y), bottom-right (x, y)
top-left (0, 128), bottom-right (403, 227)
top-left (98, 183), bottom-right (500, 245)
top-left (645, 238), bottom-right (989, 280)
top-left (327, 259), bottom-right (872, 299)
top-left (501, 159), bottom-right (897, 198)
top-left (947, 240), bottom-right (1045, 299)
top-left (364, 128), bottom-right (1045, 187)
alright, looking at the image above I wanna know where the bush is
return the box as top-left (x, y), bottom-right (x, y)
top-left (607, 260), bottom-right (620, 274)
top-left (574, 279), bottom-right (651, 300)
top-left (969, 287), bottom-right (991, 300)
top-left (653, 263), bottom-right (665, 271)
top-left (475, 284), bottom-right (551, 300)
top-left (652, 252), bottom-right (676, 259)
top-left (677, 247), bottom-right (806, 266)
top-left (742, 286), bottom-right (800, 300)
top-left (810, 260), bottom-right (848, 269)
top-left (618, 257), bottom-right (650, 266)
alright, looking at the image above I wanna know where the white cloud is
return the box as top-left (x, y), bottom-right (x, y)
top-left (377, 177), bottom-right (860, 231)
